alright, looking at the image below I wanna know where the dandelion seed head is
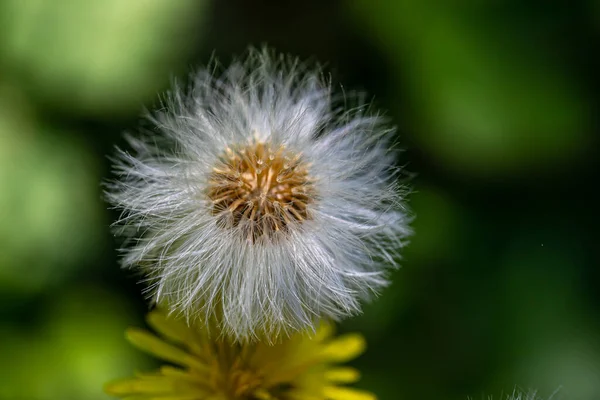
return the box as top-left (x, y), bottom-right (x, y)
top-left (107, 47), bottom-right (412, 342)
top-left (208, 140), bottom-right (315, 242)
top-left (470, 388), bottom-right (562, 400)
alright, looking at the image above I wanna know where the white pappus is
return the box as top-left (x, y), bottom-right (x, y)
top-left (471, 389), bottom-right (562, 400)
top-left (107, 48), bottom-right (412, 342)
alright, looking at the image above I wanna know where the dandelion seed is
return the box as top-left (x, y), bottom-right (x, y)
top-left (104, 309), bottom-right (377, 400)
top-left (106, 48), bottom-right (412, 341)
top-left (470, 388), bottom-right (562, 400)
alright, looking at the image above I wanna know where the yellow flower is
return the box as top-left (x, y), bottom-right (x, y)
top-left (105, 309), bottom-right (376, 400)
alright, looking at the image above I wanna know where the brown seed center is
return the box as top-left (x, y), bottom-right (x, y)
top-left (207, 141), bottom-right (315, 241)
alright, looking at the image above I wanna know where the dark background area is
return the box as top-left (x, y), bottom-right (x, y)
top-left (0, 1), bottom-right (598, 399)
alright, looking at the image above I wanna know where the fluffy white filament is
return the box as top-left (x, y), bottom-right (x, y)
top-left (107, 48), bottom-right (412, 342)
top-left (474, 389), bottom-right (562, 400)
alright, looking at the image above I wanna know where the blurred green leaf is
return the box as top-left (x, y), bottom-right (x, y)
top-left (350, 0), bottom-right (591, 175)
top-left (491, 224), bottom-right (600, 398)
top-left (0, 286), bottom-right (149, 400)
top-left (0, 87), bottom-right (105, 295)
top-left (0, 0), bottom-right (207, 116)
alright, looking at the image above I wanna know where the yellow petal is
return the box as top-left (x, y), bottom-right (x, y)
top-left (147, 310), bottom-right (191, 345)
top-left (159, 366), bottom-right (187, 376)
top-left (105, 376), bottom-right (210, 399)
top-left (123, 396), bottom-right (201, 400)
top-left (253, 388), bottom-right (277, 400)
top-left (323, 386), bottom-right (377, 400)
top-left (285, 391), bottom-right (322, 400)
top-left (321, 334), bottom-right (366, 362)
top-left (126, 328), bottom-right (208, 371)
top-left (104, 377), bottom-right (174, 395)
top-left (324, 367), bottom-right (361, 383)
top-left (317, 321), bottom-right (337, 342)
top-left (143, 397), bottom-right (201, 400)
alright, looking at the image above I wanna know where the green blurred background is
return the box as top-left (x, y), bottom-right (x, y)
top-left (0, 1), bottom-right (598, 399)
